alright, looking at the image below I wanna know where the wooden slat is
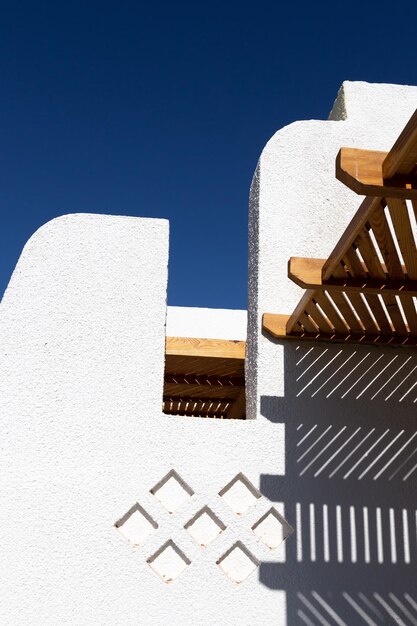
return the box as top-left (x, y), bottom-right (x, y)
top-left (399, 295), bottom-right (417, 336)
top-left (363, 294), bottom-right (392, 334)
top-left (286, 290), bottom-right (317, 334)
top-left (166, 337), bottom-right (245, 360)
top-left (382, 109), bottom-right (417, 178)
top-left (346, 293), bottom-right (379, 335)
top-left (412, 200), bottom-right (417, 232)
top-left (367, 204), bottom-right (405, 280)
top-left (305, 299), bottom-right (335, 334)
top-left (330, 261), bottom-right (349, 280)
top-left (336, 147), bottom-right (417, 199)
top-left (298, 312), bottom-right (319, 334)
top-left (326, 290), bottom-right (364, 334)
top-left (163, 397), bottom-right (232, 418)
top-left (386, 198), bottom-right (417, 280)
top-left (164, 383), bottom-right (241, 401)
top-left (313, 292), bottom-right (349, 334)
top-left (164, 373), bottom-right (244, 387)
top-left (381, 294), bottom-right (407, 336)
top-left (344, 247), bottom-right (368, 279)
top-left (354, 227), bottom-right (386, 279)
top-left (322, 197), bottom-right (382, 280)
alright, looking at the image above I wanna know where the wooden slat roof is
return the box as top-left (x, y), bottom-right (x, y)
top-left (163, 337), bottom-right (246, 419)
top-left (263, 109), bottom-right (417, 346)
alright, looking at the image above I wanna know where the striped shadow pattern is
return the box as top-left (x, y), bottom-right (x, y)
top-left (294, 503), bottom-right (416, 566)
top-left (296, 423), bottom-right (417, 482)
top-left (297, 591), bottom-right (417, 626)
top-left (294, 344), bottom-right (417, 402)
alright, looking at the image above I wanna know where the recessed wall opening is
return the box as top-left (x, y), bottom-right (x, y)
top-left (163, 336), bottom-right (246, 419)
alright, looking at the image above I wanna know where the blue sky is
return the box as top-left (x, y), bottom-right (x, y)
top-left (1, 1), bottom-right (417, 309)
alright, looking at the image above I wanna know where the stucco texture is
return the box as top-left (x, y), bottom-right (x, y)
top-left (0, 214), bottom-right (285, 625)
top-left (248, 81), bottom-right (417, 623)
top-left (2, 81), bottom-right (417, 625)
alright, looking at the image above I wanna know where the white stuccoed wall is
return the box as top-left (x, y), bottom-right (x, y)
top-left (0, 215), bottom-right (285, 625)
top-left (166, 306), bottom-right (247, 340)
top-left (248, 80), bottom-right (417, 622)
top-left (248, 80), bottom-right (417, 415)
top-left (1, 82), bottom-right (417, 625)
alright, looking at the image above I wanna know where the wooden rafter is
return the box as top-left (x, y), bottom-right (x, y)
top-left (263, 109), bottom-right (417, 346)
top-left (164, 337), bottom-right (246, 419)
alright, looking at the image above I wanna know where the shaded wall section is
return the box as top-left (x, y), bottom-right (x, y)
top-left (260, 341), bottom-right (417, 624)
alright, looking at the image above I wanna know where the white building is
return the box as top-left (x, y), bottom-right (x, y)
top-left (1, 81), bottom-right (417, 625)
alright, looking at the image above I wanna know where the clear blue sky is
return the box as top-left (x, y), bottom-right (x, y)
top-left (1, 1), bottom-right (417, 309)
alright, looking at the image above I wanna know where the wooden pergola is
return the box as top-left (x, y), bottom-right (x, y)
top-left (162, 110), bottom-right (417, 418)
top-left (163, 337), bottom-right (246, 419)
top-left (264, 109), bottom-right (417, 346)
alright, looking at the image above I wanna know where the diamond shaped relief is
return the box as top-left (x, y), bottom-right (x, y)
top-left (184, 506), bottom-right (226, 548)
top-left (147, 540), bottom-right (191, 583)
top-left (217, 541), bottom-right (259, 584)
top-left (252, 507), bottom-right (294, 549)
top-left (150, 470), bottom-right (194, 514)
top-left (219, 473), bottom-right (261, 515)
top-left (115, 503), bottom-right (158, 547)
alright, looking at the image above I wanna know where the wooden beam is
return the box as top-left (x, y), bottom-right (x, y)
top-left (263, 109), bottom-right (417, 349)
top-left (165, 336), bottom-right (245, 360)
top-left (289, 256), bottom-right (417, 295)
top-left (383, 109), bottom-right (417, 178)
top-left (262, 312), bottom-right (417, 348)
top-left (263, 313), bottom-right (294, 340)
top-left (336, 148), bottom-right (417, 199)
top-left (288, 256), bottom-right (327, 287)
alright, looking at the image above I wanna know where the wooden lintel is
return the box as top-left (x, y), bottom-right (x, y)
top-left (336, 147), bottom-right (417, 199)
top-left (262, 312), bottom-right (417, 348)
top-left (288, 256), bottom-right (417, 295)
top-left (165, 336), bottom-right (245, 360)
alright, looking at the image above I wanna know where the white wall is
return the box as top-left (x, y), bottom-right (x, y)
top-left (248, 80), bottom-right (417, 417)
top-left (0, 214), bottom-right (285, 625)
top-left (1, 82), bottom-right (417, 626)
top-left (248, 81), bottom-right (417, 622)
top-left (166, 306), bottom-right (247, 340)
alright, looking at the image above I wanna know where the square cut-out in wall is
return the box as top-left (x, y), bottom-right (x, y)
top-left (150, 470), bottom-right (194, 514)
top-left (115, 503), bottom-right (158, 547)
top-left (252, 507), bottom-right (294, 550)
top-left (147, 540), bottom-right (191, 583)
top-left (184, 506), bottom-right (226, 548)
top-left (219, 473), bottom-right (261, 516)
top-left (216, 541), bottom-right (259, 584)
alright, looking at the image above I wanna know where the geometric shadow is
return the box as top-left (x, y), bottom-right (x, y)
top-left (259, 342), bottom-right (417, 624)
